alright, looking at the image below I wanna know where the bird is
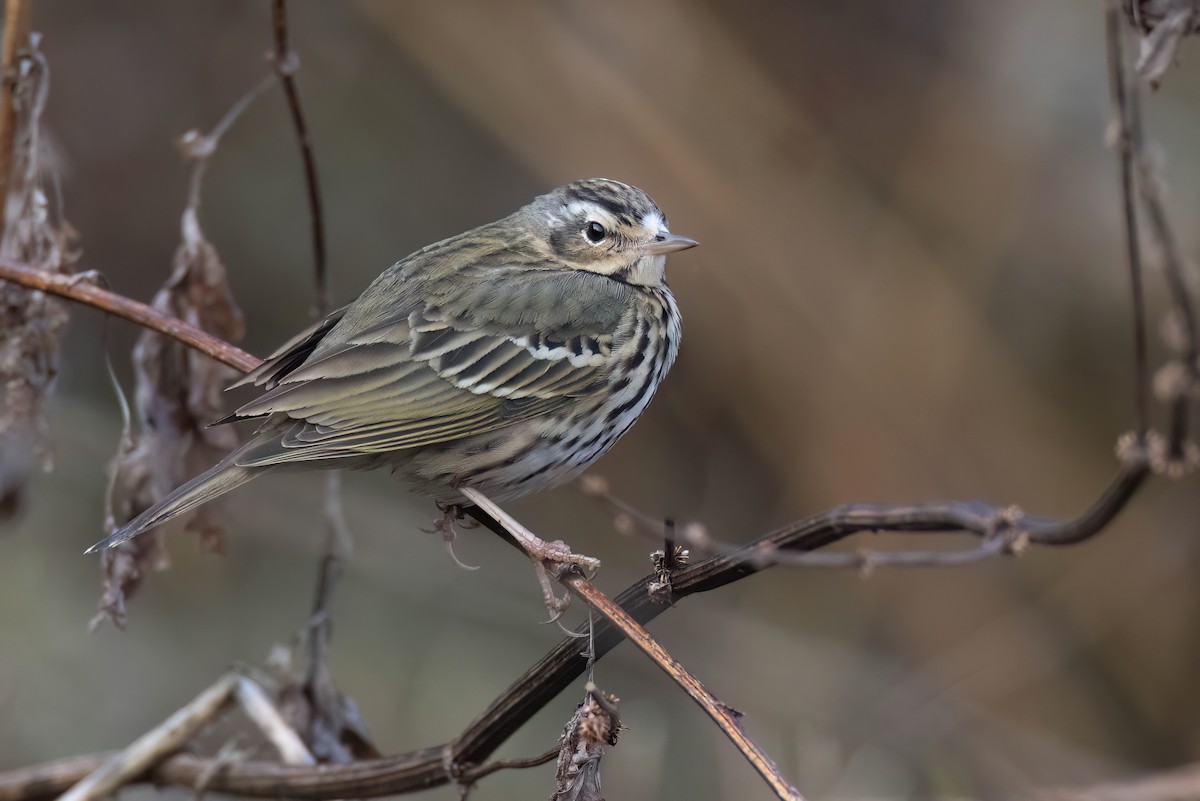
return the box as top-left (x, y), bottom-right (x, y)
top-left (87, 178), bottom-right (697, 601)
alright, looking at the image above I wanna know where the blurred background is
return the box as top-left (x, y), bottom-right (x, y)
top-left (3, 1), bottom-right (1200, 799)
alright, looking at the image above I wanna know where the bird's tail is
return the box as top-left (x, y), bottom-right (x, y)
top-left (86, 454), bottom-right (260, 553)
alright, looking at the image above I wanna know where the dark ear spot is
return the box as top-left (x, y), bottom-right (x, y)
top-left (548, 228), bottom-right (572, 257)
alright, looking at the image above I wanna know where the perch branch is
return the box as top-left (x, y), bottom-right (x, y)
top-left (0, 257), bottom-right (259, 372)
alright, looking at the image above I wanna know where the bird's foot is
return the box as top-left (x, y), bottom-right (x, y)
top-left (457, 487), bottom-right (600, 621)
top-left (422, 503), bottom-right (480, 571)
top-left (528, 539), bottom-right (601, 622)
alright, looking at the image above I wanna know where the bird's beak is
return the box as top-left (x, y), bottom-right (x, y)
top-left (648, 232), bottom-right (699, 255)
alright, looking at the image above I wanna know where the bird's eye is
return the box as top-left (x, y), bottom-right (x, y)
top-left (585, 221), bottom-right (607, 244)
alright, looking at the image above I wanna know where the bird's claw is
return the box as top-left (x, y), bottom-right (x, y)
top-left (528, 540), bottom-right (601, 620)
top-left (423, 505), bottom-right (480, 571)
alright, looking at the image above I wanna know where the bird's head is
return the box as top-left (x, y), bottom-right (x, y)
top-left (522, 178), bottom-right (697, 287)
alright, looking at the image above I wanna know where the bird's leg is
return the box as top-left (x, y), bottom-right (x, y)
top-left (422, 502), bottom-right (480, 571)
top-left (459, 487), bottom-right (600, 618)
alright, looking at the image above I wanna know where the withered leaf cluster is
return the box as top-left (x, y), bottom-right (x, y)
top-left (550, 686), bottom-right (621, 801)
top-left (0, 36), bottom-right (76, 521)
top-left (99, 207), bottom-right (245, 628)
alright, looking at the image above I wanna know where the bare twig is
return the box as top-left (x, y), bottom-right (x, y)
top-left (0, 257), bottom-right (259, 373)
top-left (1109, 3), bottom-right (1151, 441)
top-left (582, 456), bottom-right (1146, 572)
top-left (0, 0), bottom-right (30, 235)
top-left (57, 673), bottom-right (239, 801)
top-left (268, 1), bottom-right (356, 761)
top-left (465, 487), bottom-right (801, 798)
top-left (234, 677), bottom-right (315, 766)
top-left (1112, 8), bottom-right (1200, 460)
top-left (564, 575), bottom-right (803, 801)
top-left (271, 0), bottom-right (327, 314)
top-left (454, 747), bottom-right (558, 787)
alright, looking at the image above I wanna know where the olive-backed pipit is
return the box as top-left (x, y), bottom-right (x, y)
top-left (89, 179), bottom-right (697, 605)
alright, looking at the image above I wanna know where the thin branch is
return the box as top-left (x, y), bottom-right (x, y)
top-left (1112, 7), bottom-right (1200, 456)
top-left (563, 574), bottom-right (804, 801)
top-left (234, 677), bottom-right (316, 766)
top-left (1108, 3), bottom-right (1151, 441)
top-left (454, 747), bottom-right (558, 785)
top-left (582, 451), bottom-right (1148, 572)
top-left (0, 257), bottom-right (259, 373)
top-left (57, 673), bottom-right (239, 801)
top-left (463, 485), bottom-right (801, 798)
top-left (269, 1), bottom-right (353, 758)
top-left (271, 0), bottom-right (327, 315)
top-left (180, 73), bottom-right (277, 214)
top-left (0, 0), bottom-right (30, 236)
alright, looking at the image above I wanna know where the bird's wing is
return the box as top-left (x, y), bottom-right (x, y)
top-left (229, 305), bottom-right (350, 391)
top-left (223, 270), bottom-right (631, 466)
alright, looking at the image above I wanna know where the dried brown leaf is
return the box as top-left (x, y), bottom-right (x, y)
top-left (0, 36), bottom-right (76, 521)
top-left (550, 686), bottom-right (621, 801)
top-left (99, 208), bottom-right (245, 624)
